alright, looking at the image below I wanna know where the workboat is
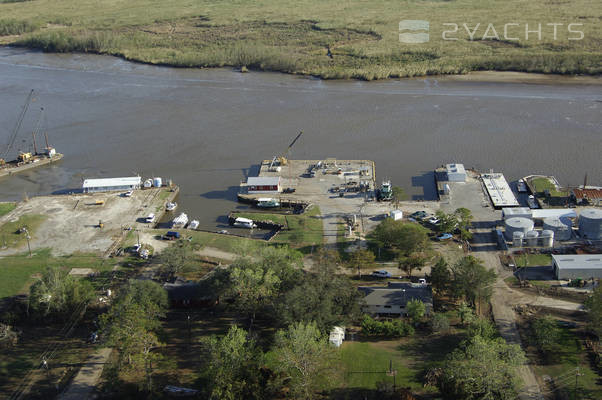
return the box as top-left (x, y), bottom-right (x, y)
top-left (517, 179), bottom-right (527, 193)
top-left (233, 217), bottom-right (256, 229)
top-left (377, 180), bottom-right (393, 201)
top-left (187, 220), bottom-right (199, 230)
top-left (527, 195), bottom-right (539, 209)
top-left (256, 198), bottom-right (280, 208)
top-left (166, 202), bottom-right (177, 211)
top-left (172, 213), bottom-right (189, 228)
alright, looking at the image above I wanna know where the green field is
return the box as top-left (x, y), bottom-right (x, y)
top-left (0, 249), bottom-right (113, 298)
top-left (0, 213), bottom-right (46, 249)
top-left (0, 0), bottom-right (600, 79)
top-left (0, 202), bottom-right (16, 217)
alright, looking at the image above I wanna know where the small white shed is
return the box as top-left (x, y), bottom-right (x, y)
top-left (390, 210), bottom-right (403, 221)
top-left (329, 326), bottom-right (345, 347)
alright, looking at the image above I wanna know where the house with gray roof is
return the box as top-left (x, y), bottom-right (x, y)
top-left (358, 282), bottom-right (433, 317)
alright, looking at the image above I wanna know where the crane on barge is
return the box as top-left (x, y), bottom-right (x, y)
top-left (1, 89), bottom-right (34, 166)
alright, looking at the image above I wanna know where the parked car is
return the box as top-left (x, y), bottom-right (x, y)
top-left (410, 210), bottom-right (427, 219)
top-left (371, 270), bottom-right (392, 278)
top-left (428, 217), bottom-right (440, 225)
top-left (436, 233), bottom-right (453, 241)
top-left (162, 231), bottom-right (181, 240)
top-left (283, 187), bottom-right (296, 193)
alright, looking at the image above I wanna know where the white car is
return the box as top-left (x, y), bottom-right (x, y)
top-left (428, 217), bottom-right (440, 225)
top-left (371, 270), bottom-right (392, 278)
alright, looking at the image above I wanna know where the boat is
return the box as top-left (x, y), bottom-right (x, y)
top-left (187, 220), bottom-right (199, 230)
top-left (517, 179), bottom-right (528, 193)
top-left (172, 213), bottom-right (189, 228)
top-left (145, 213), bottom-right (156, 223)
top-left (256, 198), bottom-right (280, 208)
top-left (166, 202), bottom-right (177, 211)
top-left (527, 195), bottom-right (540, 209)
top-left (233, 217), bottom-right (256, 229)
top-left (377, 180), bottom-right (393, 201)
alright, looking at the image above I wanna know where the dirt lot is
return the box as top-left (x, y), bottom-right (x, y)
top-left (0, 188), bottom-right (173, 256)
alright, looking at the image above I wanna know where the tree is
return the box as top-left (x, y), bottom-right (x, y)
top-left (159, 240), bottom-right (196, 279)
top-left (28, 266), bottom-right (94, 320)
top-left (467, 317), bottom-right (496, 340)
top-left (430, 313), bottom-right (450, 333)
top-left (203, 325), bottom-right (263, 400)
top-left (347, 249), bottom-right (376, 278)
top-left (454, 207), bottom-right (473, 231)
top-left (272, 321), bottom-right (336, 400)
top-left (229, 263), bottom-right (280, 330)
top-left (531, 315), bottom-right (561, 358)
top-left (398, 252), bottom-right (427, 278)
top-left (439, 335), bottom-right (526, 400)
top-left (371, 220), bottom-right (430, 256)
top-left (585, 285), bottom-right (602, 339)
top-left (435, 211), bottom-right (458, 234)
top-left (451, 256), bottom-right (496, 312)
top-left (406, 299), bottom-right (426, 325)
top-left (391, 186), bottom-right (407, 207)
top-left (457, 302), bottom-right (475, 326)
top-left (430, 257), bottom-right (451, 295)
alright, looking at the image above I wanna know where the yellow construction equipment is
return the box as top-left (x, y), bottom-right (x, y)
top-left (0, 159), bottom-right (5, 167)
top-left (273, 131), bottom-right (303, 167)
top-left (95, 200), bottom-right (105, 206)
top-left (17, 152), bottom-right (32, 163)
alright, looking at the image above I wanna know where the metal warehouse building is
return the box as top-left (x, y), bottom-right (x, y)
top-left (82, 177), bottom-right (142, 193)
top-left (245, 176), bottom-right (281, 193)
top-left (552, 254), bottom-right (602, 280)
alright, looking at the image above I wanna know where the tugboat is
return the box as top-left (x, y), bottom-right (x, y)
top-left (172, 213), bottom-right (189, 228)
top-left (376, 180), bottom-right (393, 201)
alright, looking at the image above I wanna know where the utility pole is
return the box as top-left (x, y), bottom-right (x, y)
top-left (574, 367), bottom-right (581, 400)
top-left (23, 227), bottom-right (31, 257)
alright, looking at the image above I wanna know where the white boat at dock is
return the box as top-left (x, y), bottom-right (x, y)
top-left (187, 220), bottom-right (199, 230)
top-left (166, 202), bottom-right (177, 211)
top-left (172, 212), bottom-right (189, 228)
top-left (256, 198), bottom-right (280, 208)
top-left (233, 217), bottom-right (256, 229)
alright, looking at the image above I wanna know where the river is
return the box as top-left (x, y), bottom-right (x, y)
top-left (0, 48), bottom-right (600, 229)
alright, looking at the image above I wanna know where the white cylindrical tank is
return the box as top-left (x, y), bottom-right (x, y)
top-left (540, 230), bottom-right (554, 248)
top-left (525, 230), bottom-right (539, 247)
top-left (504, 217), bottom-right (534, 240)
top-left (143, 179), bottom-right (152, 188)
top-left (543, 217), bottom-right (573, 241)
top-left (579, 208), bottom-right (602, 240)
top-left (153, 177), bottom-right (162, 187)
top-left (512, 231), bottom-right (524, 247)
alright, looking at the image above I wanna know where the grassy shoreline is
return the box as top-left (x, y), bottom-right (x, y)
top-left (0, 0), bottom-right (600, 80)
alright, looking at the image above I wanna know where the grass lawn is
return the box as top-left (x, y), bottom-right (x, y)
top-left (515, 253), bottom-right (552, 267)
top-left (529, 177), bottom-right (567, 197)
top-left (0, 202), bottom-right (16, 217)
top-left (529, 325), bottom-right (601, 399)
top-left (0, 249), bottom-right (114, 298)
top-left (236, 206), bottom-right (323, 250)
top-left (1, 0), bottom-right (600, 79)
top-left (186, 230), bottom-right (267, 253)
top-left (0, 213), bottom-right (46, 249)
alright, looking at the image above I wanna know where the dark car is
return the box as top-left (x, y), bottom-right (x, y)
top-left (283, 187), bottom-right (296, 193)
top-left (163, 231), bottom-right (181, 240)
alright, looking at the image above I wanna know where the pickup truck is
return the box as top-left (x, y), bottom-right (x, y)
top-left (162, 231), bottom-right (181, 240)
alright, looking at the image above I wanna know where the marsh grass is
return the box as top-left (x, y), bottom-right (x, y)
top-left (2, 0), bottom-right (601, 79)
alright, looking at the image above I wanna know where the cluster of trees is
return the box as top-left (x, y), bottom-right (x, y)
top-left (435, 207), bottom-right (473, 240)
top-left (585, 284), bottom-right (602, 339)
top-left (430, 256), bottom-right (497, 313)
top-left (371, 219), bottom-right (431, 277)
top-left (437, 317), bottom-right (526, 400)
top-left (100, 280), bottom-right (169, 391)
top-left (361, 315), bottom-right (414, 337)
top-left (28, 266), bottom-right (95, 320)
top-left (202, 320), bottom-right (336, 399)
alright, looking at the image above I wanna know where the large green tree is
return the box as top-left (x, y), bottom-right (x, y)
top-left (159, 240), bottom-right (197, 279)
top-left (439, 335), bottom-right (526, 400)
top-left (371, 219), bottom-right (430, 256)
top-left (203, 325), bottom-right (264, 400)
top-left (430, 257), bottom-right (451, 295)
top-left (347, 248), bottom-right (376, 278)
top-left (28, 266), bottom-right (95, 320)
top-left (451, 256), bottom-right (497, 312)
top-left (272, 321), bottom-right (336, 400)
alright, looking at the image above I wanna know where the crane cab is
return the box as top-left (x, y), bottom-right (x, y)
top-left (17, 152), bottom-right (32, 163)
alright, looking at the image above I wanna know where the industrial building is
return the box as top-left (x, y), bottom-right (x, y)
top-left (501, 208), bottom-right (577, 221)
top-left (579, 208), bottom-right (602, 240)
top-left (245, 176), bottom-right (281, 194)
top-left (82, 177), bottom-right (141, 193)
top-left (572, 188), bottom-right (602, 207)
top-left (445, 163), bottom-right (466, 182)
top-left (481, 173), bottom-right (519, 208)
top-left (552, 255), bottom-right (602, 280)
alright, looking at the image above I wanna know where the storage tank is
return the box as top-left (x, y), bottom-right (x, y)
top-left (540, 230), bottom-right (554, 248)
top-left (543, 217), bottom-right (573, 241)
top-left (504, 217), bottom-right (534, 240)
top-left (153, 177), bottom-right (162, 188)
top-left (143, 179), bottom-right (152, 188)
top-left (579, 208), bottom-right (602, 240)
top-left (512, 231), bottom-right (524, 247)
top-left (525, 230), bottom-right (539, 247)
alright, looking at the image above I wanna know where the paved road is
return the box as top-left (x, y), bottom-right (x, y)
top-left (59, 348), bottom-right (112, 400)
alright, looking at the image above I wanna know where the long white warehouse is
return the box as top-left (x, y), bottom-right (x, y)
top-left (82, 177), bottom-right (142, 193)
top-left (552, 254), bottom-right (602, 280)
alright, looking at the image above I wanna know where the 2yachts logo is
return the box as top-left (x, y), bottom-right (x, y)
top-left (400, 20), bottom-right (585, 43)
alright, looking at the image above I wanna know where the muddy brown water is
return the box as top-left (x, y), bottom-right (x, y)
top-left (0, 48), bottom-right (600, 230)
